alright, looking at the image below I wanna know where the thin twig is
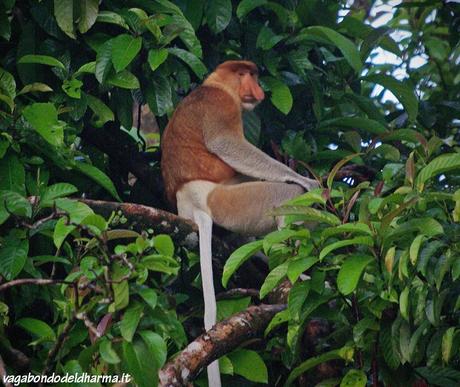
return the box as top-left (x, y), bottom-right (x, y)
top-left (0, 278), bottom-right (73, 292)
top-left (41, 315), bottom-right (78, 379)
top-left (76, 312), bottom-right (101, 340)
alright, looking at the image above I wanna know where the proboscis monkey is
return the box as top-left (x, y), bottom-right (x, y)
top-left (161, 61), bottom-right (318, 386)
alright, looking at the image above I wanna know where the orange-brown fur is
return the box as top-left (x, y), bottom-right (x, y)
top-left (161, 61), bottom-right (262, 205)
top-left (160, 61), bottom-right (316, 387)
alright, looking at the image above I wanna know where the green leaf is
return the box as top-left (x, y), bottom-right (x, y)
top-left (288, 281), bottom-right (310, 321)
top-left (343, 131), bottom-right (361, 152)
top-left (387, 218), bottom-right (443, 243)
top-left (54, 199), bottom-right (91, 224)
top-left (285, 347), bottom-right (353, 386)
top-left (138, 288), bottom-right (158, 310)
top-left (321, 222), bottom-right (372, 239)
top-left (337, 254), bottom-right (374, 295)
top-left (139, 331), bottom-right (167, 369)
top-left (87, 95), bottom-right (114, 126)
top-left (360, 26), bottom-right (399, 61)
top-left (168, 48), bottom-right (207, 79)
top-left (95, 40), bottom-right (113, 84)
top-left (111, 34), bottom-right (142, 72)
top-left (100, 338), bottom-right (121, 364)
top-left (321, 237), bottom-right (373, 261)
top-left (96, 11), bottom-right (129, 29)
top-left (287, 256), bottom-right (318, 283)
top-left (416, 153), bottom-right (460, 191)
top-left (362, 74), bottom-right (418, 122)
top-left (169, 13), bottom-right (202, 58)
top-left (0, 237), bottom-right (28, 280)
top-left (271, 206), bottom-right (341, 226)
top-left (107, 70), bottom-right (140, 89)
top-left (219, 356), bottom-right (234, 375)
top-left (0, 191), bottom-right (32, 223)
top-left (62, 78), bottom-right (83, 98)
top-left (288, 47), bottom-right (314, 75)
top-left (442, 328), bottom-right (456, 364)
top-left (112, 263), bottom-right (129, 310)
top-left (0, 153), bottom-right (25, 194)
top-left (120, 304), bottom-right (144, 342)
top-left (122, 341), bottom-right (155, 387)
top-left (147, 48), bottom-right (168, 72)
top-left (154, 234), bottom-right (174, 256)
top-left (400, 286), bottom-right (410, 321)
top-left (415, 366), bottom-right (460, 386)
top-left (73, 162), bottom-right (121, 201)
top-left (23, 103), bottom-right (64, 147)
top-left (0, 67), bottom-right (16, 99)
top-left (18, 54), bottom-right (66, 70)
top-left (205, 0), bottom-right (232, 34)
top-left (16, 318), bottom-right (56, 342)
top-left (53, 217), bottom-right (76, 249)
top-left (380, 323), bottom-right (400, 369)
top-left (263, 229), bottom-right (307, 255)
top-left (370, 144), bottom-right (400, 161)
top-left (0, 93), bottom-right (14, 112)
top-left (340, 369), bottom-right (367, 387)
top-left (54, 0), bottom-right (75, 38)
top-left (243, 110), bottom-right (261, 145)
top-left (301, 26), bottom-right (362, 72)
top-left (426, 38), bottom-right (450, 61)
top-left (217, 297), bottom-right (251, 321)
top-left (318, 116), bottom-right (388, 135)
top-left (17, 82), bottom-right (53, 95)
top-left (409, 234), bottom-right (426, 265)
top-left (77, 0), bottom-right (99, 33)
top-left (265, 309), bottom-right (289, 335)
top-left (222, 240), bottom-right (263, 287)
top-left (0, 137), bottom-right (9, 159)
top-left (236, 0), bottom-right (267, 19)
top-left (327, 153), bottom-right (360, 189)
top-left (260, 262), bottom-right (289, 299)
top-left (228, 349), bottom-right (268, 383)
top-left (75, 61), bottom-right (96, 76)
top-left (145, 73), bottom-right (173, 116)
top-left (261, 76), bottom-right (293, 115)
top-left (256, 26), bottom-right (284, 50)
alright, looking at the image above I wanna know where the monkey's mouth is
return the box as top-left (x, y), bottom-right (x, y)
top-left (242, 97), bottom-right (257, 103)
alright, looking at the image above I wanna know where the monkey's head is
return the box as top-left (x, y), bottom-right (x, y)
top-left (210, 61), bottom-right (265, 111)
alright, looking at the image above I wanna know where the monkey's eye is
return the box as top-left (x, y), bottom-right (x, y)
top-left (238, 72), bottom-right (245, 76)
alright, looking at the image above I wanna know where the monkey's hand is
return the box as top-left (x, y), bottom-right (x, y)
top-left (291, 176), bottom-right (320, 191)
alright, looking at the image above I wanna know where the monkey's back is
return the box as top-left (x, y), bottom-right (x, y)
top-left (161, 86), bottom-right (237, 205)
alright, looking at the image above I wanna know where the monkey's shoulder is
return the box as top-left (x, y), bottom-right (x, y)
top-left (180, 85), bottom-right (239, 115)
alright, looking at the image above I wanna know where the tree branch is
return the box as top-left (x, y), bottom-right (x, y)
top-left (0, 279), bottom-right (73, 292)
top-left (79, 199), bottom-right (198, 249)
top-left (159, 304), bottom-right (285, 386)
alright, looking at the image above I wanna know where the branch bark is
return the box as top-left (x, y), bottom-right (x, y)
top-left (159, 304), bottom-right (285, 386)
top-left (80, 199), bottom-right (199, 249)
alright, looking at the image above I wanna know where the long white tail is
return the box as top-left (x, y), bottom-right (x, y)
top-left (193, 209), bottom-right (221, 387)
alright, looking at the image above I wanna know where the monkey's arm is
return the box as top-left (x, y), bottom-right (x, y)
top-left (205, 134), bottom-right (318, 191)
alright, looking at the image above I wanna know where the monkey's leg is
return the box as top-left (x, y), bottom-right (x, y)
top-left (207, 181), bottom-right (304, 236)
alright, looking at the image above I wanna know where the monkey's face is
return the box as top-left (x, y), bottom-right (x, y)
top-left (238, 70), bottom-right (265, 111)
